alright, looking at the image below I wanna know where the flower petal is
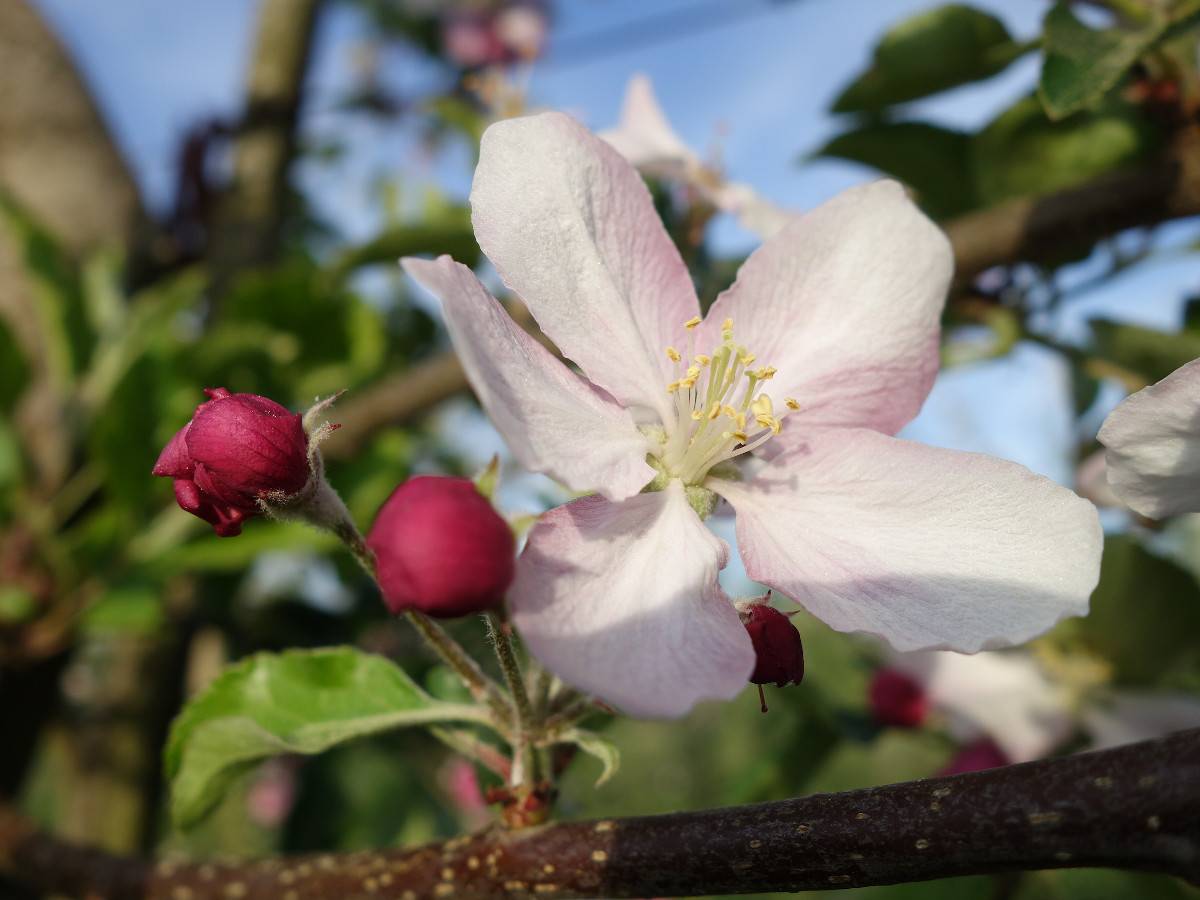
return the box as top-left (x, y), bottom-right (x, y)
top-left (711, 428), bottom-right (1102, 653)
top-left (471, 111), bottom-right (699, 423)
top-left (510, 481), bottom-right (754, 718)
top-left (599, 74), bottom-right (699, 175)
top-left (153, 423), bottom-right (194, 477)
top-left (892, 650), bottom-right (1073, 763)
top-left (1098, 357), bottom-right (1200, 518)
top-left (403, 255), bottom-right (654, 501)
top-left (1083, 690), bottom-right (1200, 750)
top-left (700, 181), bottom-right (952, 435)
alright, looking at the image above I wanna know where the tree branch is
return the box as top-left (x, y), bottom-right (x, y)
top-left (207, 0), bottom-right (323, 282)
top-left (1, 729), bottom-right (1197, 899)
top-left (325, 132), bottom-right (1200, 458)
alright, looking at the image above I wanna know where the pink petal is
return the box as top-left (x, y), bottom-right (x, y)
top-left (599, 74), bottom-right (698, 175)
top-left (711, 428), bottom-right (1102, 653)
top-left (471, 111), bottom-right (700, 424)
top-left (403, 255), bottom-right (654, 501)
top-left (510, 482), bottom-right (754, 718)
top-left (153, 423), bottom-right (194, 477)
top-left (1083, 691), bottom-right (1200, 750)
top-left (1098, 357), bottom-right (1200, 518)
top-left (699, 181), bottom-right (952, 436)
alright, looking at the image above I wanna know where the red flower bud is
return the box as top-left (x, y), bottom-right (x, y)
top-left (367, 476), bottom-right (515, 618)
top-left (868, 668), bottom-right (929, 728)
top-left (744, 604), bottom-right (804, 687)
top-left (937, 737), bottom-right (1009, 776)
top-left (153, 388), bottom-right (309, 537)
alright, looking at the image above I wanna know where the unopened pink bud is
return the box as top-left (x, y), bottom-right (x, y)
top-left (743, 604), bottom-right (804, 687)
top-left (937, 737), bottom-right (1009, 776)
top-left (152, 388), bottom-right (309, 537)
top-left (367, 476), bottom-right (515, 618)
top-left (868, 668), bottom-right (929, 728)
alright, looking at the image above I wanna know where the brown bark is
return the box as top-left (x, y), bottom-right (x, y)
top-left (1, 729), bottom-right (1197, 899)
top-left (207, 0), bottom-right (323, 283)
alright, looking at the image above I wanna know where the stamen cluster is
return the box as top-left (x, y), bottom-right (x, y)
top-left (658, 317), bottom-right (798, 484)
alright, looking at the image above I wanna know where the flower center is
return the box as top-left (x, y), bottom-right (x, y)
top-left (656, 316), bottom-right (797, 485)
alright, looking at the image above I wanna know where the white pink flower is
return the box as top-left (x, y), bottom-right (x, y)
top-left (402, 110), bottom-right (1102, 718)
top-left (599, 75), bottom-right (794, 239)
top-left (1098, 357), bottom-right (1200, 518)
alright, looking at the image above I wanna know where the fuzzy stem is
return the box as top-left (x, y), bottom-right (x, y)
top-left (320, 488), bottom-right (513, 729)
top-left (485, 613), bottom-right (536, 785)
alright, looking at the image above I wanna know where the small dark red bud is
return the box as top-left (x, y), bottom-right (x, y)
top-left (937, 737), bottom-right (1009, 776)
top-left (366, 476), bottom-right (515, 618)
top-left (153, 388), bottom-right (310, 537)
top-left (868, 668), bottom-right (929, 728)
top-left (744, 604), bottom-right (805, 687)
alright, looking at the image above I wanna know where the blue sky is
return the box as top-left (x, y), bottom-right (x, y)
top-left (32, 0), bottom-right (1198, 495)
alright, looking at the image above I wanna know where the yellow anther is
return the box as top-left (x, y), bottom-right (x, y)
top-left (691, 410), bottom-right (703, 420)
top-left (740, 352), bottom-right (757, 366)
top-left (666, 381), bottom-right (680, 394)
top-left (684, 316), bottom-right (702, 330)
top-left (681, 376), bottom-right (698, 389)
top-left (737, 412), bottom-right (747, 430)
top-left (721, 317), bottom-right (734, 332)
top-left (721, 404), bottom-right (738, 420)
top-left (694, 354), bottom-right (711, 366)
top-left (686, 365), bottom-right (701, 380)
top-left (785, 398), bottom-right (801, 410)
top-left (707, 403), bottom-right (721, 420)
top-left (733, 430), bottom-right (749, 443)
top-left (751, 395), bottom-right (773, 418)
top-left (665, 346), bottom-right (681, 363)
top-left (770, 418), bottom-right (783, 435)
top-left (755, 414), bottom-right (774, 429)
top-left (754, 366), bottom-right (777, 380)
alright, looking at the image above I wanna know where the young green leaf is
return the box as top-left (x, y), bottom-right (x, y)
top-left (814, 122), bottom-right (976, 219)
top-left (1039, 2), bottom-right (1166, 120)
top-left (556, 728), bottom-right (620, 787)
top-left (165, 647), bottom-right (493, 828)
top-left (833, 5), bottom-right (1030, 114)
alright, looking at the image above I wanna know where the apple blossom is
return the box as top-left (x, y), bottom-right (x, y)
top-left (600, 74), bottom-right (794, 238)
top-left (402, 110), bottom-right (1102, 718)
top-left (1097, 357), bottom-right (1200, 518)
top-left (367, 476), bottom-right (515, 618)
top-left (873, 650), bottom-right (1074, 764)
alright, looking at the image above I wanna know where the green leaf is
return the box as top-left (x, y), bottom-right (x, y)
top-left (1089, 319), bottom-right (1200, 384)
top-left (1039, 2), bottom-right (1166, 120)
top-left (833, 5), bottom-right (1030, 113)
top-left (814, 122), bottom-right (976, 219)
top-left (973, 96), bottom-right (1159, 207)
top-left (165, 647), bottom-right (493, 827)
top-left (0, 318), bottom-right (29, 414)
top-left (1074, 536), bottom-right (1200, 687)
top-left (0, 587), bottom-right (37, 624)
top-left (557, 728), bottom-right (620, 787)
top-left (0, 190), bottom-right (91, 382)
top-left (329, 217), bottom-right (480, 283)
